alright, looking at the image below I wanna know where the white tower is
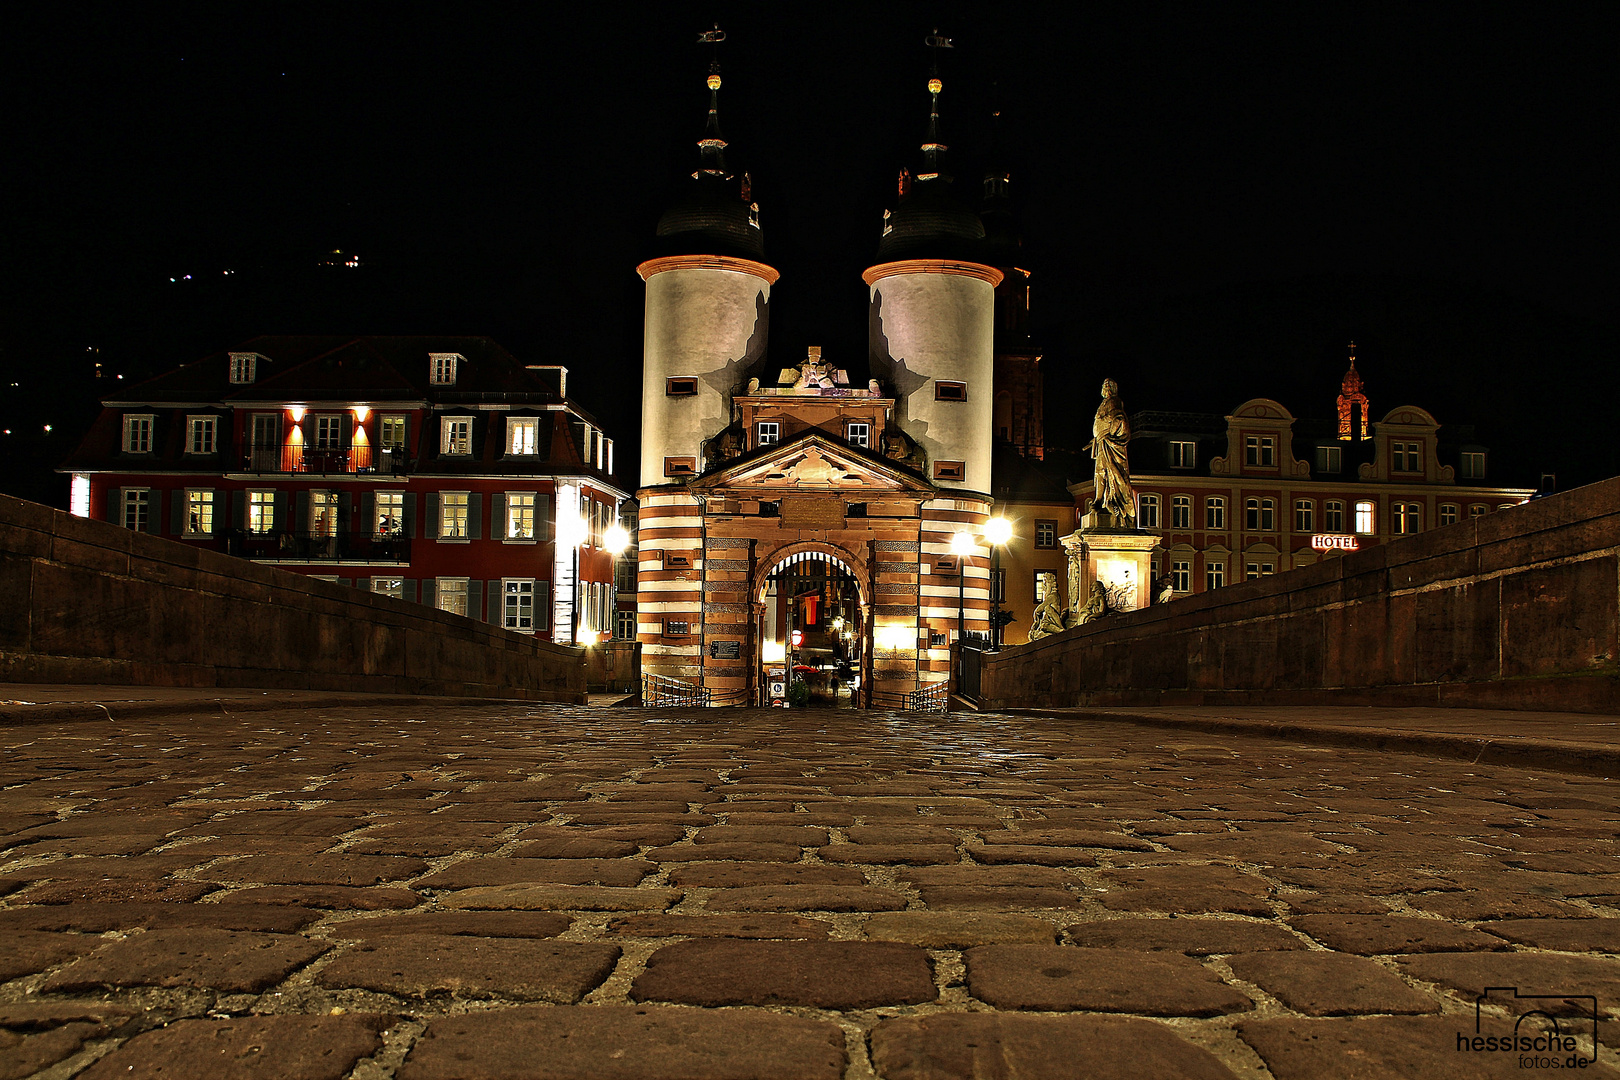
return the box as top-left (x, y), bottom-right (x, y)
top-left (865, 70), bottom-right (1000, 494)
top-left (637, 57), bottom-right (776, 487)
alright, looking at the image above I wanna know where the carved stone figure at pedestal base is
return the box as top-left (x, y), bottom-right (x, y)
top-left (1028, 571), bottom-right (1069, 641)
top-left (1074, 581), bottom-right (1112, 626)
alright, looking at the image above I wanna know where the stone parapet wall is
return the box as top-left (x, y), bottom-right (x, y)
top-left (0, 494), bottom-right (586, 702)
top-left (976, 477), bottom-right (1620, 713)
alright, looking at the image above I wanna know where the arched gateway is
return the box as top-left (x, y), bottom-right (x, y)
top-left (633, 47), bottom-right (1002, 705)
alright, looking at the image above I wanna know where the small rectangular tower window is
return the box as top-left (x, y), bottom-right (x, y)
top-left (666, 377), bottom-right (698, 396)
top-left (935, 381), bottom-right (968, 402)
top-left (933, 460), bottom-right (965, 481)
top-left (664, 457), bottom-right (696, 477)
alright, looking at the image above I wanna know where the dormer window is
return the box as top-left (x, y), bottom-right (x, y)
top-left (228, 352), bottom-right (260, 384)
top-left (508, 417), bottom-right (538, 456)
top-left (1244, 435), bottom-right (1275, 467)
top-left (429, 353), bottom-right (461, 386)
top-left (122, 414), bottom-right (154, 454)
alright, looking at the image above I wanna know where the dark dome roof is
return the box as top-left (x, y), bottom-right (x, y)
top-left (655, 173), bottom-right (764, 260)
top-left (875, 178), bottom-right (986, 262)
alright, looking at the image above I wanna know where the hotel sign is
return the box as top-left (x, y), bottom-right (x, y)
top-left (1311, 534), bottom-right (1359, 551)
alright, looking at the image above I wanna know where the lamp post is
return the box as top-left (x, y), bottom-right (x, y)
top-left (604, 521), bottom-right (630, 645)
top-left (557, 513), bottom-right (590, 646)
top-left (950, 528), bottom-right (976, 643)
top-left (983, 516), bottom-right (1013, 651)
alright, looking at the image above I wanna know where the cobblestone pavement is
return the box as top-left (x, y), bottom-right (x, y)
top-left (1, 704), bottom-right (1617, 1079)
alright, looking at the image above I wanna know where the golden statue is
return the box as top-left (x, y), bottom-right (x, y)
top-left (1028, 571), bottom-right (1069, 641)
top-left (1087, 378), bottom-right (1136, 526)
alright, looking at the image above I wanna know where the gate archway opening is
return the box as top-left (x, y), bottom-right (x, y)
top-left (756, 548), bottom-right (867, 708)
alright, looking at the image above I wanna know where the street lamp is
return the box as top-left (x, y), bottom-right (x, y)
top-left (604, 522), bottom-right (630, 645)
top-left (950, 529), bottom-right (977, 642)
top-left (556, 513), bottom-right (590, 646)
top-left (983, 516), bottom-right (1013, 650)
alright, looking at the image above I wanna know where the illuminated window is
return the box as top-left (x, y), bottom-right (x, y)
top-left (1169, 440), bottom-right (1196, 468)
top-left (1355, 500), bottom-right (1376, 534)
top-left (847, 421), bottom-right (870, 448)
top-left (186, 416), bottom-right (216, 454)
top-left (1325, 500), bottom-right (1345, 532)
top-left (1295, 500), bottom-right (1314, 533)
top-left (1461, 451), bottom-right (1485, 479)
top-left (508, 417), bottom-right (538, 456)
top-left (1316, 445), bottom-right (1342, 474)
top-left (1034, 573), bottom-right (1049, 603)
top-left (1171, 496), bottom-right (1192, 529)
top-left (1392, 441), bottom-right (1421, 472)
top-left (442, 417), bottom-right (472, 455)
top-left (1035, 519), bottom-right (1057, 548)
top-left (309, 491), bottom-right (339, 538)
top-left (248, 490), bottom-right (276, 534)
top-left (375, 492), bottom-right (404, 536)
top-left (1244, 435), bottom-right (1275, 467)
top-left (312, 416), bottom-right (342, 450)
top-left (757, 422), bottom-right (780, 446)
top-left (1138, 494), bottom-right (1161, 528)
top-left (1206, 561), bottom-right (1225, 590)
top-left (379, 416), bottom-right (407, 452)
top-left (121, 488), bottom-right (149, 531)
top-left (1205, 497), bottom-right (1226, 530)
top-left (184, 489), bottom-right (214, 536)
top-left (1393, 502), bottom-right (1421, 535)
top-left (371, 577), bottom-right (404, 600)
top-left (502, 579), bottom-right (535, 631)
top-left (439, 492), bottom-right (469, 538)
top-left (429, 353), bottom-right (458, 385)
top-left (122, 415), bottom-right (154, 454)
top-left (1172, 560), bottom-right (1191, 592)
top-left (1440, 503), bottom-right (1459, 526)
top-left (436, 577), bottom-right (468, 617)
top-left (506, 493), bottom-right (536, 540)
top-left (70, 474), bottom-right (90, 518)
top-left (228, 353), bottom-right (257, 384)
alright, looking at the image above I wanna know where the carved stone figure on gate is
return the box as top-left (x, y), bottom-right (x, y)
top-left (1087, 378), bottom-right (1136, 526)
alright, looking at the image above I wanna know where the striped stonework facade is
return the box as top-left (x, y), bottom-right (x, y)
top-left (638, 432), bottom-right (992, 703)
top-left (636, 489), bottom-right (704, 681)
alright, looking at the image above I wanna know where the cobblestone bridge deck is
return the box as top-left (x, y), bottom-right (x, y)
top-left (1, 699), bottom-right (1616, 1078)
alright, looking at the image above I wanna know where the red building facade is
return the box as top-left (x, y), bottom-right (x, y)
top-left (61, 336), bottom-right (631, 646)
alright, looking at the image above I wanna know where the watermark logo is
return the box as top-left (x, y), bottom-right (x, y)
top-left (1455, 986), bottom-right (1599, 1069)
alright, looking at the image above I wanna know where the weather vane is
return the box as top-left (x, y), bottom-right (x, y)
top-left (698, 25), bottom-right (725, 45)
top-left (925, 29), bottom-right (953, 49)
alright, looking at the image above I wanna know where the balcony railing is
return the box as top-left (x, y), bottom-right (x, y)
top-left (224, 530), bottom-right (411, 563)
top-left (241, 445), bottom-right (405, 475)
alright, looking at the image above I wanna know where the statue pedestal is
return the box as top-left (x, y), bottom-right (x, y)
top-left (1061, 527), bottom-right (1159, 617)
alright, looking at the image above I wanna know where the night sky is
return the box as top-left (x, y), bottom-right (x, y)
top-left (3, 4), bottom-right (1614, 507)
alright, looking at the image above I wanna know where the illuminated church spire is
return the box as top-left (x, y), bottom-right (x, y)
top-left (1337, 341), bottom-right (1370, 441)
top-left (919, 28), bottom-right (952, 180)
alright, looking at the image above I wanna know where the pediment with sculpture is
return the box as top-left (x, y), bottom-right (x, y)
top-left (690, 431), bottom-right (935, 495)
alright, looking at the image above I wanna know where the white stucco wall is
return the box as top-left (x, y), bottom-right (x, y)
top-left (639, 264), bottom-right (772, 488)
top-left (869, 270), bottom-right (996, 493)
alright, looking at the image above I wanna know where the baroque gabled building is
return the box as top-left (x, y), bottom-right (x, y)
top-left (636, 51), bottom-right (1003, 705)
top-left (1069, 354), bottom-right (1537, 600)
top-left (61, 335), bottom-right (633, 649)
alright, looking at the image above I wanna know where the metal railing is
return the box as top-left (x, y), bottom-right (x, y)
top-left (226, 531), bottom-right (411, 563)
top-left (641, 673), bottom-right (750, 707)
top-left (241, 445), bottom-right (406, 475)
top-left (868, 681), bottom-right (950, 713)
